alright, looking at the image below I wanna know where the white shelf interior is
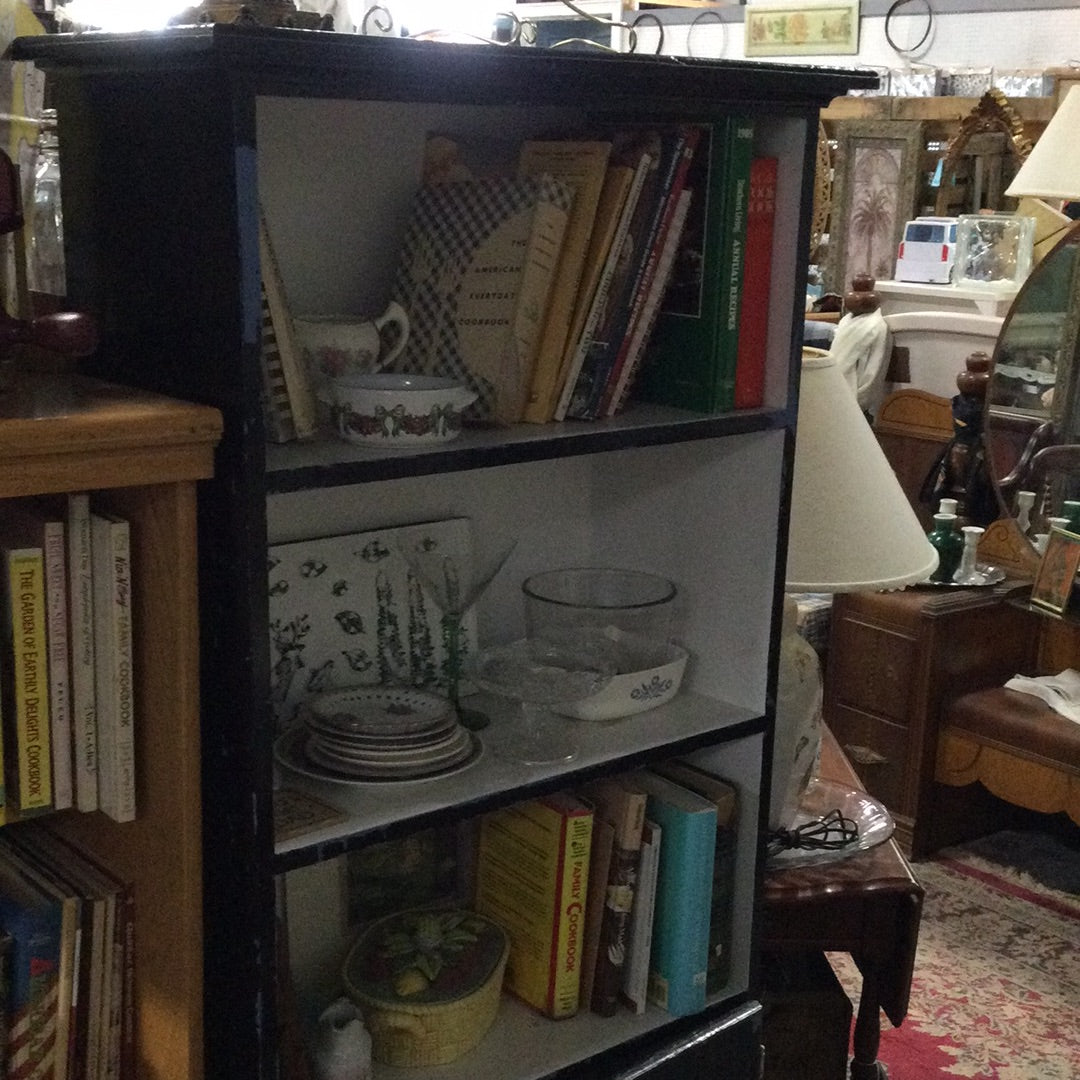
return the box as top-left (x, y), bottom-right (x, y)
top-left (259, 86), bottom-right (794, 1080)
top-left (267, 436), bottom-right (784, 728)
top-left (273, 689), bottom-right (758, 853)
top-left (256, 98), bottom-right (807, 416)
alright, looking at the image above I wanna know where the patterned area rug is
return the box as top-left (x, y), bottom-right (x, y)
top-left (830, 830), bottom-right (1080, 1079)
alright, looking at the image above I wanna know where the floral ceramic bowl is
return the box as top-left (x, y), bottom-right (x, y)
top-left (331, 373), bottom-right (477, 447)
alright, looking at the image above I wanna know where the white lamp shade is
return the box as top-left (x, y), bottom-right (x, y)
top-left (1005, 85), bottom-right (1080, 201)
top-left (785, 351), bottom-right (939, 591)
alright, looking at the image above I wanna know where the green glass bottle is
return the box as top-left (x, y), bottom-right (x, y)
top-left (927, 513), bottom-right (964, 584)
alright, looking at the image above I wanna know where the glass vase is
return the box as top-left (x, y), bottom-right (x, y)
top-left (927, 513), bottom-right (963, 583)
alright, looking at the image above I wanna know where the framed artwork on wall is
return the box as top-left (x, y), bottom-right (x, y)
top-left (825, 119), bottom-right (925, 295)
top-left (744, 1), bottom-right (860, 57)
top-left (1030, 526), bottom-right (1080, 613)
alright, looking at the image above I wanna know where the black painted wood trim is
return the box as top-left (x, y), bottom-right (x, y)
top-left (12, 23), bottom-right (877, 106)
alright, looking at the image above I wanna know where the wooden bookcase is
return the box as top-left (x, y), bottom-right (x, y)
top-left (0, 373), bottom-right (221, 1079)
top-left (13, 26), bottom-right (868, 1079)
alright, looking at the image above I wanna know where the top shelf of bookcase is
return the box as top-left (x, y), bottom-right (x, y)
top-left (12, 23), bottom-right (876, 110)
top-left (264, 403), bottom-right (784, 492)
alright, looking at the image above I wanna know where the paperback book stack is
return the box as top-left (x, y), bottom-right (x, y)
top-left (0, 823), bottom-right (133, 1079)
top-left (346, 124), bottom-right (781, 433)
top-left (471, 763), bottom-right (739, 1022)
top-left (0, 493), bottom-right (136, 826)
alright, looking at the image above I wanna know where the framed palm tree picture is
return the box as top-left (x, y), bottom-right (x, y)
top-left (825, 119), bottom-right (926, 295)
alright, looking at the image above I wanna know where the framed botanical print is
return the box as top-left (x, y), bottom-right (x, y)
top-left (744, 1), bottom-right (860, 57)
top-left (266, 517), bottom-right (478, 732)
top-left (1030, 525), bottom-right (1080, 613)
top-left (825, 119), bottom-right (926, 295)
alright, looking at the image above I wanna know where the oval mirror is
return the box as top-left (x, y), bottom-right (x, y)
top-left (986, 216), bottom-right (1080, 550)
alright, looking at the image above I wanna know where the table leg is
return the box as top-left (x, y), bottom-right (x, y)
top-left (850, 962), bottom-right (887, 1080)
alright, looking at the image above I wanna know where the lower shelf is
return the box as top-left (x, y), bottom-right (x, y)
top-left (362, 994), bottom-right (759, 1080)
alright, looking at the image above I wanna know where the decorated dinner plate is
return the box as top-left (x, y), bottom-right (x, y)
top-left (273, 725), bottom-right (482, 785)
top-left (303, 686), bottom-right (454, 736)
top-left (302, 709), bottom-right (459, 748)
top-left (305, 725), bottom-right (470, 767)
top-left (304, 734), bottom-right (474, 778)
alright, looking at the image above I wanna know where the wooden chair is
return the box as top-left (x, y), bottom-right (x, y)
top-left (873, 387), bottom-right (953, 530)
top-left (872, 386), bottom-right (1039, 576)
top-left (936, 684), bottom-right (1080, 831)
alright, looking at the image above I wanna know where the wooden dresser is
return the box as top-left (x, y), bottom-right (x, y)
top-left (823, 583), bottom-right (1039, 858)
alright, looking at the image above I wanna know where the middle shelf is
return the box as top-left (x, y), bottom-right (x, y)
top-left (274, 688), bottom-right (762, 867)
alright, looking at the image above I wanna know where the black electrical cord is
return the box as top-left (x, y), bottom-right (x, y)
top-left (767, 809), bottom-right (860, 859)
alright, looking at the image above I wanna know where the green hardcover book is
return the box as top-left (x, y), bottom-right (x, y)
top-left (637, 117), bottom-right (755, 413)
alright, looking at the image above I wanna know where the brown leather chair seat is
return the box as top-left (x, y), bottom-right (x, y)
top-left (937, 685), bottom-right (1080, 824)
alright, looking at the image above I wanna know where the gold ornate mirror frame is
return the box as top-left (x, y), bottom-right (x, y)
top-left (934, 89), bottom-right (1033, 216)
top-left (810, 122), bottom-right (831, 263)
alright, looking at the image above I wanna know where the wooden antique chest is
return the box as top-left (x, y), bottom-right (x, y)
top-left (823, 584), bottom-right (1037, 857)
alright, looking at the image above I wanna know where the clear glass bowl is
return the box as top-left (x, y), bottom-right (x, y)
top-left (522, 567), bottom-right (678, 645)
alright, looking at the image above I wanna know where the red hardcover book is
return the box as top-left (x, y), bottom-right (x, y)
top-left (733, 156), bottom-right (779, 410)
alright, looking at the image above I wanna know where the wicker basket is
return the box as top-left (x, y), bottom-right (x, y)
top-left (343, 909), bottom-right (509, 1067)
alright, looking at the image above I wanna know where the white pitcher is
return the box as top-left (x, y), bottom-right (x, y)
top-left (293, 301), bottom-right (410, 420)
top-left (309, 997), bottom-right (373, 1080)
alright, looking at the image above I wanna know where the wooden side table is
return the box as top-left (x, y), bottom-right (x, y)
top-left (822, 584), bottom-right (1037, 857)
top-left (762, 727), bottom-right (924, 1080)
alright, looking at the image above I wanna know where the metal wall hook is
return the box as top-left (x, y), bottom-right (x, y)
top-left (401, 10), bottom-right (527, 47)
top-left (687, 10), bottom-right (725, 59)
top-left (361, 4), bottom-right (393, 35)
top-left (628, 12), bottom-right (662, 55)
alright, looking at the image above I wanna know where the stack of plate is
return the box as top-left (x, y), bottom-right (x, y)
top-left (280, 687), bottom-right (480, 783)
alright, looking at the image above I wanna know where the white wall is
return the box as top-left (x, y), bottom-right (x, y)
top-left (638, 7), bottom-right (1080, 75)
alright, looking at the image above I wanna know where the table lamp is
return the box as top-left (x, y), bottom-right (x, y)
top-left (769, 350), bottom-right (938, 834)
top-left (1005, 85), bottom-right (1080, 262)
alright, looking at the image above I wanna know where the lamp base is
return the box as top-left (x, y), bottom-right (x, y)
top-left (769, 596), bottom-right (823, 831)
